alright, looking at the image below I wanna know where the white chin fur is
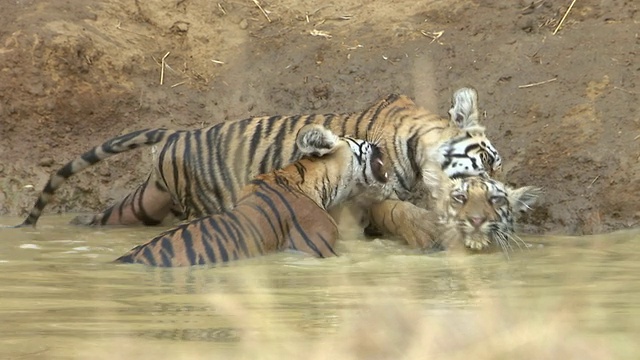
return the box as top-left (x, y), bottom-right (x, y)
top-left (464, 232), bottom-right (491, 250)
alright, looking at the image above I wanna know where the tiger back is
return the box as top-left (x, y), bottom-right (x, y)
top-left (114, 124), bottom-right (388, 267)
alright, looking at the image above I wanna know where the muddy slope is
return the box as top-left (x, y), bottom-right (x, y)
top-left (1, 0), bottom-right (638, 235)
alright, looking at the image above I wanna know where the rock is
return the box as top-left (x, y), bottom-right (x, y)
top-left (170, 21), bottom-right (190, 34)
top-left (38, 158), bottom-right (54, 167)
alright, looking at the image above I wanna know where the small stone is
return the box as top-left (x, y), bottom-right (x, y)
top-left (38, 158), bottom-right (54, 167)
top-left (177, 23), bottom-right (189, 32)
top-left (170, 21), bottom-right (190, 34)
top-left (239, 19), bottom-right (248, 30)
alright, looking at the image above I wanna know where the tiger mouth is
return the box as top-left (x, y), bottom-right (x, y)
top-left (464, 237), bottom-right (491, 250)
top-left (463, 228), bottom-right (492, 250)
top-left (370, 145), bottom-right (388, 183)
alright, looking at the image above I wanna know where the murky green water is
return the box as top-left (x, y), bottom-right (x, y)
top-left (0, 215), bottom-right (639, 359)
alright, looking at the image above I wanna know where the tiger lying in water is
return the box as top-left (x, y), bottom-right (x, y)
top-left (368, 175), bottom-right (541, 256)
top-left (114, 124), bottom-right (389, 267)
top-left (17, 88), bottom-right (501, 246)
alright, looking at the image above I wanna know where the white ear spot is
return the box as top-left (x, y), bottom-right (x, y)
top-left (448, 87), bottom-right (480, 129)
top-left (296, 124), bottom-right (339, 156)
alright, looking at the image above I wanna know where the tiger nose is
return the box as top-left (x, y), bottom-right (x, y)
top-left (468, 216), bottom-right (486, 228)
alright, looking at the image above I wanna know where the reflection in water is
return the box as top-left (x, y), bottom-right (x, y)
top-left (0, 216), bottom-right (639, 359)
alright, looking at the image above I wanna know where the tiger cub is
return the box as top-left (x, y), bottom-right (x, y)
top-left (368, 175), bottom-right (541, 256)
top-left (114, 124), bottom-right (388, 267)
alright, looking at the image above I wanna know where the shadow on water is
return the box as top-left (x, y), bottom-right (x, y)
top-left (0, 216), bottom-right (639, 359)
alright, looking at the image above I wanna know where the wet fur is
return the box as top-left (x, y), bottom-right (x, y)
top-left (115, 125), bottom-right (388, 267)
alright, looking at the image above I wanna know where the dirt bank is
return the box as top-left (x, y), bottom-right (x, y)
top-left (1, 0), bottom-right (638, 235)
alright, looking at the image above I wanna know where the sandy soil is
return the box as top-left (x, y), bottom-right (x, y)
top-left (0, 0), bottom-right (638, 235)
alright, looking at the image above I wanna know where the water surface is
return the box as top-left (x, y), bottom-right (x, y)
top-left (1, 216), bottom-right (639, 359)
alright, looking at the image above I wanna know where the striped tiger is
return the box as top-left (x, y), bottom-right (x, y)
top-left (368, 175), bottom-right (541, 256)
top-left (114, 124), bottom-right (388, 267)
top-left (16, 88), bottom-right (502, 245)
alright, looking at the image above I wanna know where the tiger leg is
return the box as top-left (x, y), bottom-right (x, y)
top-left (70, 174), bottom-right (174, 226)
top-left (366, 200), bottom-right (440, 250)
top-left (285, 207), bottom-right (340, 258)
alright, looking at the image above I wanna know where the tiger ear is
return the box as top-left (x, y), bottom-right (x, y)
top-left (296, 124), bottom-right (340, 156)
top-left (508, 186), bottom-right (542, 214)
top-left (448, 87), bottom-right (480, 129)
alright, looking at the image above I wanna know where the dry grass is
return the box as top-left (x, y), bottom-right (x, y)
top-left (199, 287), bottom-right (614, 360)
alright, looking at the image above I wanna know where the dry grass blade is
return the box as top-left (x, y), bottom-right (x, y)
top-left (420, 30), bottom-right (444, 44)
top-left (518, 78), bottom-right (557, 88)
top-left (252, 0), bottom-right (271, 23)
top-left (160, 51), bottom-right (170, 85)
top-left (310, 29), bottom-right (332, 39)
top-left (217, 3), bottom-right (227, 15)
top-left (553, 0), bottom-right (578, 35)
top-left (115, 21), bottom-right (152, 39)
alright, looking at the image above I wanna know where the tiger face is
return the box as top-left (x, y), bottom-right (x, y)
top-left (295, 124), bottom-right (389, 210)
top-left (438, 176), bottom-right (540, 254)
top-left (431, 87), bottom-right (502, 179)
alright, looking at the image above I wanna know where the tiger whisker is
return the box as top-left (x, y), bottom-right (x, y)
top-left (499, 231), bottom-right (520, 252)
top-left (494, 232), bottom-right (512, 260)
top-left (500, 232), bottom-right (515, 253)
top-left (510, 233), bottom-right (530, 252)
top-left (365, 123), bottom-right (385, 147)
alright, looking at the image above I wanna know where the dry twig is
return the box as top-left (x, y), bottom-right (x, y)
top-left (115, 21), bottom-right (152, 38)
top-left (521, 0), bottom-right (546, 14)
top-left (252, 0), bottom-right (271, 23)
top-left (160, 51), bottom-right (170, 85)
top-left (420, 30), bottom-right (444, 44)
top-left (518, 78), bottom-right (557, 88)
top-left (309, 29), bottom-right (332, 39)
top-left (553, 0), bottom-right (578, 35)
top-left (218, 3), bottom-right (227, 15)
top-left (613, 86), bottom-right (637, 95)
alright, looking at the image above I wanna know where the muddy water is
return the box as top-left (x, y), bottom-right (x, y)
top-left (0, 215), bottom-right (639, 359)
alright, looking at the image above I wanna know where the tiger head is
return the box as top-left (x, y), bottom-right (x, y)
top-left (430, 87), bottom-right (502, 179)
top-left (295, 124), bottom-right (389, 209)
top-left (435, 176), bottom-right (541, 255)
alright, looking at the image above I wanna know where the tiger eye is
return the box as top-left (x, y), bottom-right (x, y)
top-left (451, 193), bottom-right (467, 204)
top-left (490, 196), bottom-right (507, 207)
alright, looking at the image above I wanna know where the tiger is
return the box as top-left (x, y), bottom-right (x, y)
top-left (113, 124), bottom-right (389, 267)
top-left (15, 87), bottom-right (502, 246)
top-left (367, 174), bottom-right (541, 256)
